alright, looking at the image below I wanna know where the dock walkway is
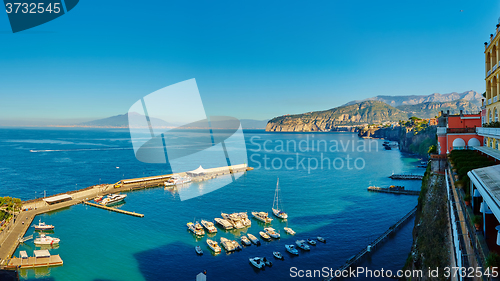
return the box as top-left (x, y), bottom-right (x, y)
top-left (367, 186), bottom-right (420, 196)
top-left (324, 206), bottom-right (417, 280)
top-left (83, 201), bottom-right (144, 217)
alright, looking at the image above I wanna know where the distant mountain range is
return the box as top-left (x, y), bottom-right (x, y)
top-left (78, 113), bottom-right (269, 129)
top-left (266, 91), bottom-right (483, 132)
top-left (344, 90), bottom-right (483, 107)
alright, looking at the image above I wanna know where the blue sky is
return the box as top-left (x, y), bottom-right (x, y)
top-left (0, 0), bottom-right (499, 123)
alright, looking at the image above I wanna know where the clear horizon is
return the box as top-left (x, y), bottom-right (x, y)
top-left (0, 0), bottom-right (498, 123)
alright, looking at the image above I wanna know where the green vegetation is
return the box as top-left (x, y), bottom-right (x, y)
top-left (486, 252), bottom-right (500, 268)
top-left (428, 144), bottom-right (437, 154)
top-left (448, 150), bottom-right (496, 194)
top-left (483, 121), bottom-right (500, 128)
top-left (473, 215), bottom-right (482, 226)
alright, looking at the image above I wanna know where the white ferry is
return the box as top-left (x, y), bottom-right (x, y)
top-left (100, 194), bottom-right (127, 206)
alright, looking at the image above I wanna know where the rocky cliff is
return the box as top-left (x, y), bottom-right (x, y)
top-left (266, 101), bottom-right (408, 132)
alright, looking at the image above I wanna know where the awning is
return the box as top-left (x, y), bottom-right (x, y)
top-left (33, 250), bottom-right (50, 258)
top-left (476, 146), bottom-right (500, 161)
top-left (188, 166), bottom-right (206, 175)
top-left (468, 164), bottom-right (500, 219)
top-left (19, 251), bottom-right (28, 259)
top-left (43, 194), bottom-right (72, 203)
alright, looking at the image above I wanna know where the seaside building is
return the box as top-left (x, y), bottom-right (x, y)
top-left (436, 110), bottom-right (483, 155)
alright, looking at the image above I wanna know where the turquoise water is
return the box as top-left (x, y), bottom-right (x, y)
top-left (0, 129), bottom-right (423, 280)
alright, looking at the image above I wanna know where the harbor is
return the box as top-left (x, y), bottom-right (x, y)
top-left (388, 174), bottom-right (424, 180)
top-left (0, 164), bottom-right (251, 268)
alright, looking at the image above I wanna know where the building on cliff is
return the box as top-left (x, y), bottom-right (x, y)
top-left (436, 110), bottom-right (483, 155)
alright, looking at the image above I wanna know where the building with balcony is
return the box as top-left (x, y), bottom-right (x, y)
top-left (484, 24), bottom-right (500, 125)
top-left (436, 110), bottom-right (482, 154)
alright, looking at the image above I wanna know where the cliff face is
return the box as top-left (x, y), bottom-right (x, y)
top-left (399, 127), bottom-right (437, 158)
top-left (358, 126), bottom-right (401, 141)
top-left (403, 168), bottom-right (450, 280)
top-left (266, 101), bottom-right (408, 132)
top-left (396, 99), bottom-right (480, 119)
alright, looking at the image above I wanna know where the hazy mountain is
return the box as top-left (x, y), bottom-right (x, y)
top-left (396, 99), bottom-right (481, 118)
top-left (266, 101), bottom-right (408, 131)
top-left (240, 119), bottom-right (269, 129)
top-left (79, 112), bottom-right (176, 128)
top-left (344, 90), bottom-right (483, 107)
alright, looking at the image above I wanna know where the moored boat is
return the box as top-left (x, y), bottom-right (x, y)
top-left (214, 218), bottom-right (233, 230)
top-left (284, 227), bottom-right (295, 235)
top-left (164, 175), bottom-right (191, 186)
top-left (317, 236), bottom-right (326, 243)
top-left (238, 212), bottom-right (252, 227)
top-left (34, 234), bottom-right (60, 246)
top-left (285, 245), bottom-right (299, 255)
top-left (220, 237), bottom-right (236, 252)
top-left (100, 193), bottom-right (127, 206)
top-left (259, 231), bottom-right (271, 241)
top-left (264, 227), bottom-right (280, 239)
top-left (296, 240), bottom-right (310, 250)
top-left (195, 246), bottom-right (203, 255)
top-left (247, 233), bottom-right (261, 245)
top-left (200, 220), bottom-right (217, 233)
top-left (272, 178), bottom-right (288, 219)
top-left (273, 251), bottom-right (284, 260)
top-left (33, 219), bottom-right (54, 231)
top-left (307, 238), bottom-right (316, 245)
top-left (187, 222), bottom-right (205, 236)
top-left (249, 257), bottom-right (265, 269)
top-left (241, 235), bottom-right (251, 246)
top-left (252, 211), bottom-right (273, 223)
top-left (206, 239), bottom-right (221, 253)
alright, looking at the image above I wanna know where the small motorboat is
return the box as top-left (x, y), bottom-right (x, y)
top-left (195, 246), bottom-right (203, 255)
top-left (34, 234), bottom-right (60, 246)
top-left (284, 227), bottom-right (295, 235)
top-left (33, 219), bottom-right (54, 231)
top-left (249, 257), bottom-right (265, 269)
top-left (207, 239), bottom-right (221, 253)
top-left (264, 227), bottom-right (280, 239)
top-left (187, 222), bottom-right (205, 236)
top-left (94, 196), bottom-right (103, 203)
top-left (259, 231), bottom-right (271, 241)
top-left (296, 240), bottom-right (310, 250)
top-left (317, 236), bottom-right (326, 243)
top-left (241, 235), bottom-right (251, 246)
top-left (247, 233), bottom-right (261, 245)
top-left (307, 238), bottom-right (316, 245)
top-left (263, 257), bottom-right (272, 267)
top-left (273, 251), bottom-right (284, 260)
top-left (285, 245), bottom-right (299, 255)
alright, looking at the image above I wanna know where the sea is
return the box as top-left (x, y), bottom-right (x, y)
top-left (0, 128), bottom-right (424, 281)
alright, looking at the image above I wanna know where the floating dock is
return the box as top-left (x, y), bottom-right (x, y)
top-left (6, 250), bottom-right (63, 269)
top-left (389, 174), bottom-right (423, 180)
top-left (83, 201), bottom-right (144, 218)
top-left (367, 186), bottom-right (420, 196)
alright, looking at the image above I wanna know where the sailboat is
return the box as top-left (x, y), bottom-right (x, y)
top-left (272, 178), bottom-right (288, 219)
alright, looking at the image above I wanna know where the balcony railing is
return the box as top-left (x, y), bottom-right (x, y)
top-left (488, 98), bottom-right (492, 105)
top-left (488, 69), bottom-right (492, 76)
top-left (437, 127), bottom-right (447, 135)
top-left (447, 128), bottom-right (477, 134)
top-left (477, 127), bottom-right (500, 137)
top-left (495, 96), bottom-right (498, 103)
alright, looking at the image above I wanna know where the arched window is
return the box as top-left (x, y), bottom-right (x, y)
top-left (496, 108), bottom-right (499, 122)
top-left (490, 110), bottom-right (493, 123)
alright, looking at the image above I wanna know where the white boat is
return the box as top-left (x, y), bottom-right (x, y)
top-left (214, 218), bottom-right (233, 230)
top-left (241, 235), bottom-right (251, 246)
top-left (296, 240), bottom-right (310, 250)
top-left (231, 239), bottom-right (242, 251)
top-left (273, 251), bottom-right (284, 260)
top-left (307, 238), bottom-right (316, 245)
top-left (195, 246), bottom-right (203, 255)
top-left (200, 220), bottom-right (217, 233)
top-left (249, 257), bottom-right (265, 269)
top-left (34, 234), bottom-right (60, 246)
top-left (100, 193), bottom-right (127, 206)
top-left (33, 219), bottom-right (54, 231)
top-left (285, 245), bottom-right (299, 255)
top-left (238, 212), bottom-right (252, 227)
top-left (164, 175), bottom-right (191, 186)
top-left (251, 212), bottom-right (273, 223)
top-left (220, 237), bottom-right (237, 252)
top-left (206, 239), bottom-right (221, 253)
top-left (317, 236), bottom-right (326, 243)
top-left (284, 227), bottom-right (295, 235)
top-left (272, 178), bottom-right (288, 219)
top-left (187, 222), bottom-right (205, 236)
top-left (221, 212), bottom-right (244, 229)
top-left (247, 233), bottom-right (261, 245)
top-left (264, 227), bottom-right (280, 239)
top-left (259, 231), bottom-right (271, 241)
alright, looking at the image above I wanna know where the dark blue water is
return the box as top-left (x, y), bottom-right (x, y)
top-left (0, 128), bottom-right (422, 280)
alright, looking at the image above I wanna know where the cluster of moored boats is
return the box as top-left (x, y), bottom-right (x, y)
top-left (32, 219), bottom-right (60, 246)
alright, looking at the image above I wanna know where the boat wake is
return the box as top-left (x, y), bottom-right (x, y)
top-left (29, 147), bottom-right (133, 153)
